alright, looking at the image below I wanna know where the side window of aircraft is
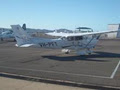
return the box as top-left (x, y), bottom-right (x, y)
top-left (7, 32), bottom-right (11, 34)
top-left (61, 37), bottom-right (66, 40)
top-left (67, 36), bottom-right (83, 41)
top-left (67, 37), bottom-right (74, 41)
top-left (75, 36), bottom-right (83, 40)
top-left (92, 34), bottom-right (97, 38)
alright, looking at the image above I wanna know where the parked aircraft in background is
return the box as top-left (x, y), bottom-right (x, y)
top-left (0, 30), bottom-right (15, 41)
top-left (0, 24), bottom-right (48, 41)
top-left (0, 24), bottom-right (27, 41)
top-left (11, 25), bottom-right (118, 55)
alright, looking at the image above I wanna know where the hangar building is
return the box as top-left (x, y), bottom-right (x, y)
top-left (107, 24), bottom-right (120, 38)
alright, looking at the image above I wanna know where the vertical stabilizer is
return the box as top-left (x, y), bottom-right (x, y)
top-left (22, 23), bottom-right (26, 30)
top-left (11, 25), bottom-right (31, 46)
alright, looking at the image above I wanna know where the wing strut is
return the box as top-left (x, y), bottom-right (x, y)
top-left (84, 35), bottom-right (100, 48)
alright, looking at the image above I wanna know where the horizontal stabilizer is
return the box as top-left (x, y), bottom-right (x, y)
top-left (20, 44), bottom-right (36, 47)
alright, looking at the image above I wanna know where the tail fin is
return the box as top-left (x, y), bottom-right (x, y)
top-left (11, 25), bottom-right (31, 46)
top-left (22, 23), bottom-right (26, 30)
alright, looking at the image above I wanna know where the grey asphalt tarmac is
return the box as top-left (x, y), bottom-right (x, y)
top-left (0, 39), bottom-right (120, 89)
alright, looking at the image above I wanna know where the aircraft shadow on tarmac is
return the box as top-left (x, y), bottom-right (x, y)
top-left (42, 51), bottom-right (120, 62)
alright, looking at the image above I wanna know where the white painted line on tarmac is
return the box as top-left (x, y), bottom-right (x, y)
top-left (110, 60), bottom-right (120, 79)
top-left (0, 65), bottom-right (110, 79)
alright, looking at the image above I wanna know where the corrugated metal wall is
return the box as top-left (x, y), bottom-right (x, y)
top-left (107, 24), bottom-right (120, 39)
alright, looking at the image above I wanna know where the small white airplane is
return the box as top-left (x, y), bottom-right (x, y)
top-left (11, 25), bottom-right (118, 55)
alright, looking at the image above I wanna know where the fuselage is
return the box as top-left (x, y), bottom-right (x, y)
top-left (29, 35), bottom-right (99, 50)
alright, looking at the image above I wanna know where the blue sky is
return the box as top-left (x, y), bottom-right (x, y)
top-left (0, 0), bottom-right (120, 31)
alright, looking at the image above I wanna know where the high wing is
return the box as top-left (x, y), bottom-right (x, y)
top-left (46, 30), bottom-right (118, 37)
top-left (46, 32), bottom-right (69, 37)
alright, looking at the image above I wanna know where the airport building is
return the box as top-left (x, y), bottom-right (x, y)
top-left (100, 24), bottom-right (120, 39)
top-left (107, 24), bottom-right (120, 38)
